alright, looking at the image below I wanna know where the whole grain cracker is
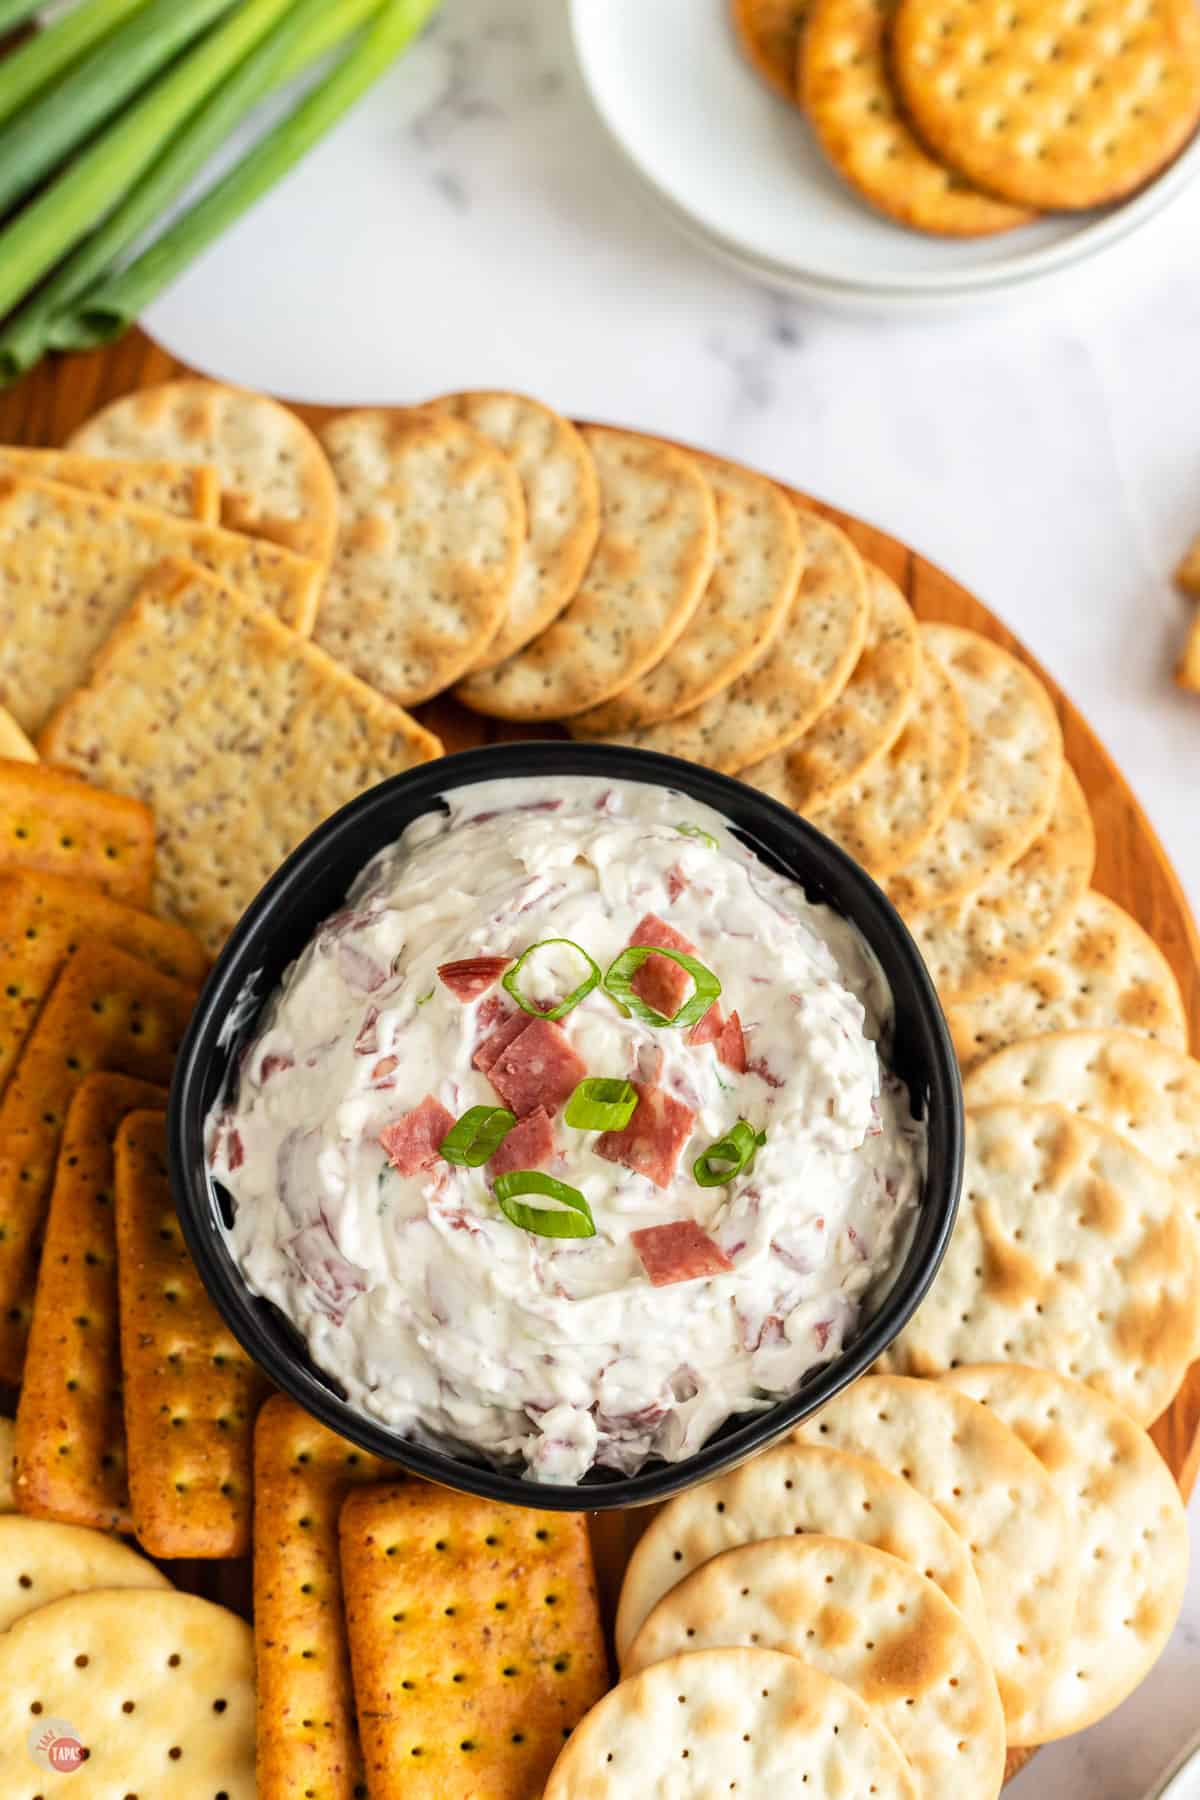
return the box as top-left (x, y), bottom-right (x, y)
top-left (892, 0), bottom-right (1200, 210)
top-left (885, 623), bottom-right (1063, 914)
top-left (0, 446), bottom-right (219, 521)
top-left (944, 1363), bottom-right (1189, 1740)
top-left (253, 1395), bottom-right (392, 1800)
top-left (0, 1515), bottom-right (170, 1632)
top-left (1177, 610), bottom-right (1200, 691)
top-left (806, 640), bottom-right (969, 874)
top-left (68, 376), bottom-right (338, 563)
top-left (605, 507), bottom-right (869, 773)
top-left (545, 1647), bottom-right (917, 1797)
top-left (801, 0), bottom-right (1034, 233)
top-left (903, 761), bottom-right (1095, 1005)
top-left (115, 1109), bottom-right (270, 1558)
top-left (315, 407), bottom-right (524, 705)
top-left (742, 563), bottom-right (921, 810)
top-left (0, 472), bottom-right (322, 737)
top-left (430, 391), bottom-right (601, 669)
top-left (947, 887), bottom-right (1189, 1071)
top-left (39, 561), bottom-right (443, 955)
top-left (457, 426), bottom-right (717, 720)
top-left (886, 1104), bottom-right (1199, 1426)
top-left (0, 946), bottom-right (196, 1384)
top-left (794, 1373), bottom-right (1075, 1739)
top-left (626, 1535), bottom-right (1005, 1800)
top-left (566, 455), bottom-right (802, 734)
top-left (340, 1481), bottom-right (608, 1799)
top-left (0, 1417), bottom-right (14, 1510)
top-left (0, 1588), bottom-right (255, 1796)
top-left (732, 0), bottom-right (809, 97)
top-left (0, 707), bottom-right (36, 763)
top-left (1177, 532), bottom-right (1200, 596)
top-left (13, 1074), bottom-right (166, 1533)
top-left (614, 1440), bottom-right (989, 1669)
top-left (0, 759), bottom-right (154, 908)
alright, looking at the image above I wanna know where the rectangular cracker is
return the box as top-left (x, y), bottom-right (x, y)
top-left (0, 471), bottom-right (323, 736)
top-left (40, 560), bottom-right (445, 954)
top-left (0, 1417), bottom-right (13, 1511)
top-left (0, 758), bottom-right (155, 906)
top-left (340, 1482), bottom-right (608, 1799)
top-left (1176, 610), bottom-right (1200, 692)
top-left (13, 1073), bottom-right (167, 1532)
top-left (0, 944), bottom-right (197, 1383)
top-left (0, 447), bottom-right (219, 522)
top-left (115, 1108), bottom-right (270, 1558)
top-left (254, 1395), bottom-right (393, 1799)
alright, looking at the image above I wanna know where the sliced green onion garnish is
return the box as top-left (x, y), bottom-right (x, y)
top-left (493, 1171), bottom-right (596, 1238)
top-left (501, 938), bottom-right (601, 1020)
top-left (675, 823), bottom-right (719, 849)
top-left (439, 1106), bottom-right (516, 1168)
top-left (416, 988), bottom-right (435, 1005)
top-left (604, 945), bottom-right (721, 1029)
top-left (564, 1077), bottom-right (639, 1132)
top-left (693, 1121), bottom-right (766, 1188)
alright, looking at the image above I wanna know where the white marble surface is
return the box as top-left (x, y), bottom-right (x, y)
top-left (143, 2), bottom-right (1199, 1790)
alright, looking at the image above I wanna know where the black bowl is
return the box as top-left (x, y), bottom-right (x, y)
top-left (170, 741), bottom-right (962, 1510)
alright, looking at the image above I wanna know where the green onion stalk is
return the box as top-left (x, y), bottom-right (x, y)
top-left (0, 0), bottom-right (150, 129)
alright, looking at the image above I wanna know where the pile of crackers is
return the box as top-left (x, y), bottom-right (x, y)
top-left (1177, 527), bottom-right (1200, 691)
top-left (733, 0), bottom-right (1200, 236)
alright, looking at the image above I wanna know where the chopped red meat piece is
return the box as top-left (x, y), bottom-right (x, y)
top-left (472, 1007), bottom-right (528, 1074)
top-left (437, 955), bottom-right (510, 1001)
top-left (626, 912), bottom-right (696, 1019)
top-left (631, 1219), bottom-right (734, 1286)
top-left (666, 865), bottom-right (687, 901)
top-left (486, 1016), bottom-right (587, 1118)
top-left (595, 1081), bottom-right (695, 1188)
top-left (687, 1003), bottom-right (723, 1046)
top-left (379, 1095), bottom-right (455, 1176)
top-left (717, 1010), bottom-right (747, 1073)
top-left (488, 1105), bottom-right (555, 1179)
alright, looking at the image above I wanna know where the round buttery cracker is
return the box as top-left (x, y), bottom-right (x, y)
top-left (626, 1536), bottom-right (1006, 1800)
top-left (544, 1646), bottom-right (917, 1798)
top-left (614, 1440), bottom-right (989, 1669)
top-left (430, 391), bottom-right (600, 669)
top-left (315, 407), bottom-right (524, 707)
top-left (68, 378), bottom-right (339, 565)
top-left (794, 1374), bottom-right (1075, 1740)
top-left (732, 0), bottom-right (809, 97)
top-left (892, 0), bottom-right (1200, 211)
top-left (457, 427), bottom-right (716, 720)
top-left (0, 1516), bottom-right (170, 1633)
top-left (567, 456), bottom-right (802, 734)
top-left (943, 1364), bottom-right (1189, 1741)
top-left (801, 0), bottom-right (1034, 234)
top-left (888, 1104), bottom-right (1199, 1426)
top-left (0, 1588), bottom-right (254, 1794)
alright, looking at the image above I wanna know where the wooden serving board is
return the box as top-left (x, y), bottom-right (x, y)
top-left (3, 332), bottom-right (1198, 1783)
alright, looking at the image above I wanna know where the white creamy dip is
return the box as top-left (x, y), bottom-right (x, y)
top-left (210, 776), bottom-right (925, 1484)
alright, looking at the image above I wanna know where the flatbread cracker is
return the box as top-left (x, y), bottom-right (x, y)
top-left (115, 1109), bottom-right (269, 1558)
top-left (732, 0), bottom-right (808, 97)
top-left (795, 1374), bottom-right (1075, 1740)
top-left (13, 1074), bottom-right (166, 1532)
top-left (0, 1515), bottom-right (170, 1632)
top-left (885, 623), bottom-right (1063, 913)
top-left (545, 1647), bottom-right (917, 1797)
top-left (806, 641), bottom-right (968, 875)
top-left (68, 376), bottom-right (338, 562)
top-left (948, 888), bottom-right (1189, 1071)
top-left (0, 1417), bottom-right (13, 1511)
top-left (0, 472), bottom-right (322, 737)
top-left (886, 1104), bottom-right (1199, 1427)
top-left (742, 563), bottom-right (921, 810)
top-left (254, 1396), bottom-right (391, 1800)
top-left (944, 1364), bottom-right (1189, 1740)
top-left (1177, 610), bottom-right (1200, 691)
top-left (0, 759), bottom-right (154, 909)
top-left (626, 1535), bottom-right (1005, 1800)
top-left (567, 456), bottom-right (801, 734)
top-left (340, 1481), bottom-right (608, 1799)
top-left (0, 446), bottom-right (218, 521)
top-left (39, 560), bottom-right (443, 955)
top-left (903, 762), bottom-right (1095, 1005)
top-left (0, 707), bottom-right (36, 763)
top-left (457, 426), bottom-right (717, 720)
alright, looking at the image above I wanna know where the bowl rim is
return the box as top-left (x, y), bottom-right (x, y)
top-left (168, 741), bottom-right (963, 1510)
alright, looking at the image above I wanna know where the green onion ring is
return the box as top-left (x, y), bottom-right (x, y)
top-left (693, 1120), bottom-right (766, 1187)
top-left (439, 1105), bottom-right (516, 1167)
top-left (603, 944), bottom-right (721, 1029)
top-left (501, 938), bottom-right (601, 1020)
top-left (564, 1077), bottom-right (639, 1131)
top-left (675, 823), bottom-right (719, 849)
top-left (493, 1171), bottom-right (597, 1238)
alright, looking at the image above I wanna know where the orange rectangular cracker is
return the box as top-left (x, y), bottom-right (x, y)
top-left (254, 1395), bottom-right (394, 1798)
top-left (0, 447), bottom-right (219, 522)
top-left (115, 1108), bottom-right (270, 1557)
top-left (0, 943), bottom-right (196, 1382)
top-left (340, 1482), bottom-right (609, 1799)
top-left (0, 758), bottom-right (155, 906)
top-left (13, 1073), bottom-right (167, 1531)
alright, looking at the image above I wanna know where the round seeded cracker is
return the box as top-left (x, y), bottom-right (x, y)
top-left (732, 0), bottom-right (809, 97)
top-left (0, 1517), bottom-right (170, 1633)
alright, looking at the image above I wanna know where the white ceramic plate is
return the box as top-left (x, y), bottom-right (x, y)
top-left (569, 0), bottom-right (1200, 310)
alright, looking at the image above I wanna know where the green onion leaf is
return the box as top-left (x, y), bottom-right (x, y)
top-left (439, 1106), bottom-right (516, 1168)
top-left (675, 823), bottom-right (719, 849)
top-left (564, 1078), bottom-right (639, 1132)
top-left (416, 988), bottom-right (435, 1006)
top-left (502, 938), bottom-right (601, 1020)
top-left (693, 1121), bottom-right (765, 1187)
top-left (493, 1171), bottom-right (596, 1239)
top-left (604, 945), bottom-right (721, 1029)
